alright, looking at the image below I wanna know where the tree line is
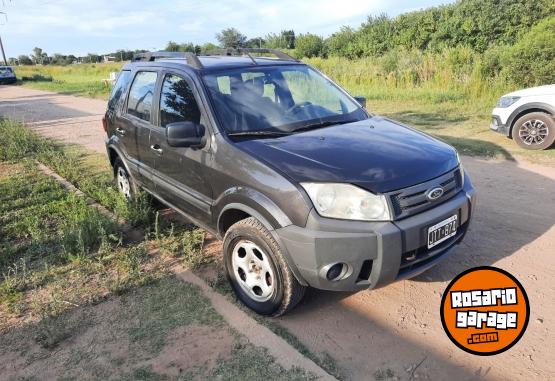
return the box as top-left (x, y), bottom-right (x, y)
top-left (9, 0), bottom-right (554, 86)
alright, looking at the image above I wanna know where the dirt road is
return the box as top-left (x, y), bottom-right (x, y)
top-left (2, 85), bottom-right (553, 380)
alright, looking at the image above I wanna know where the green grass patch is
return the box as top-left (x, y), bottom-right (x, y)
top-left (14, 63), bottom-right (123, 99)
top-left (0, 118), bottom-right (152, 226)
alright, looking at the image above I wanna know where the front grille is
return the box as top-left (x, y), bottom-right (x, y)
top-left (388, 168), bottom-right (463, 219)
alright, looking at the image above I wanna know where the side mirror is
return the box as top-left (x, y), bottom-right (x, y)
top-left (166, 121), bottom-right (206, 148)
top-left (354, 96), bottom-right (366, 108)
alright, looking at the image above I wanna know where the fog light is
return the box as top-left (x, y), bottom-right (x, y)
top-left (326, 263), bottom-right (349, 281)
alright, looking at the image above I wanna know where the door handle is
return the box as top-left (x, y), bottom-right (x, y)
top-left (150, 144), bottom-right (163, 154)
top-left (115, 127), bottom-right (126, 136)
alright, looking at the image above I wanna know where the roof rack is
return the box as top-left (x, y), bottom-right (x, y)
top-left (132, 51), bottom-right (203, 69)
top-left (132, 48), bottom-right (298, 70)
top-left (203, 48), bottom-right (298, 63)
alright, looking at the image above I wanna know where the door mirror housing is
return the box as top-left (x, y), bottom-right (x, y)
top-left (166, 121), bottom-right (206, 148)
top-left (354, 96), bottom-right (366, 108)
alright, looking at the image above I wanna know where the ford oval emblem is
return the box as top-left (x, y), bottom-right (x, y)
top-left (427, 187), bottom-right (444, 201)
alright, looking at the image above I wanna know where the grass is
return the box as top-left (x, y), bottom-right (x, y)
top-left (0, 118), bottom-right (152, 225)
top-left (13, 62), bottom-right (123, 99)
top-left (0, 118), bottom-right (217, 330)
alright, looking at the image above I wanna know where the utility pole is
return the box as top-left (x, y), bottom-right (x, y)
top-left (0, 35), bottom-right (7, 65)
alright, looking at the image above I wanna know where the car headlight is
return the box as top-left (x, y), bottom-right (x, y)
top-left (497, 96), bottom-right (520, 108)
top-left (301, 183), bottom-right (391, 221)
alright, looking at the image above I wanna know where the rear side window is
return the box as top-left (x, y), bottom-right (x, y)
top-left (159, 74), bottom-right (201, 127)
top-left (107, 70), bottom-right (131, 111)
top-left (127, 71), bottom-right (158, 122)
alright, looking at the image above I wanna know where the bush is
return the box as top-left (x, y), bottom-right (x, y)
top-left (295, 33), bottom-right (325, 58)
top-left (503, 16), bottom-right (555, 87)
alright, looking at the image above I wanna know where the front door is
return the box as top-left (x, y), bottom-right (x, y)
top-left (148, 72), bottom-right (213, 225)
top-left (123, 70), bottom-right (159, 191)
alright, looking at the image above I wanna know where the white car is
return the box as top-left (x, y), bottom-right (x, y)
top-left (491, 84), bottom-right (555, 150)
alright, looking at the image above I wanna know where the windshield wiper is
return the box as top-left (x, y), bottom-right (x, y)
top-left (227, 130), bottom-right (291, 137)
top-left (290, 119), bottom-right (360, 133)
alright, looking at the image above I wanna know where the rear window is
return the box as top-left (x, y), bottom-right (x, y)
top-left (0, 67), bottom-right (13, 74)
top-left (107, 70), bottom-right (131, 111)
top-left (127, 71), bottom-right (158, 122)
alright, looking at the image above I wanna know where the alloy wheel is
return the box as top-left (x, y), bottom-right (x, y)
top-left (519, 119), bottom-right (549, 146)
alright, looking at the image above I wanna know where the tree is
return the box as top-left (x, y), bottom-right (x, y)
top-left (165, 41), bottom-right (181, 52)
top-left (265, 30), bottom-right (295, 49)
top-left (295, 33), bottom-right (324, 58)
top-left (325, 26), bottom-right (356, 57)
top-left (200, 42), bottom-right (219, 52)
top-left (18, 55), bottom-right (33, 65)
top-left (503, 16), bottom-right (555, 87)
top-left (32, 47), bottom-right (47, 64)
top-left (245, 37), bottom-right (265, 48)
top-left (216, 28), bottom-right (247, 48)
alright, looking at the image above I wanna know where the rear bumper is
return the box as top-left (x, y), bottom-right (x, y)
top-left (275, 175), bottom-right (476, 292)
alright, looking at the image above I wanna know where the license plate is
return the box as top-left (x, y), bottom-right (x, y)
top-left (427, 215), bottom-right (457, 249)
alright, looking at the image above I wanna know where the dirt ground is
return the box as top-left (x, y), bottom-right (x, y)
top-left (2, 85), bottom-right (554, 380)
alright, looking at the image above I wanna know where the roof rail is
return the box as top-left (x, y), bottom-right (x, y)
top-left (203, 48), bottom-right (298, 63)
top-left (132, 51), bottom-right (203, 69)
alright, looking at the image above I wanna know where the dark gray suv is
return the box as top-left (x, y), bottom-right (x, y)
top-left (104, 49), bottom-right (476, 316)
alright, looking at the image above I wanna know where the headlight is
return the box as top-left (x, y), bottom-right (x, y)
top-left (301, 183), bottom-right (391, 221)
top-left (497, 96), bottom-right (520, 108)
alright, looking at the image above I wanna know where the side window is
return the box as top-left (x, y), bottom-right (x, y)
top-left (127, 71), bottom-right (158, 122)
top-left (159, 74), bottom-right (201, 127)
top-left (107, 70), bottom-right (131, 111)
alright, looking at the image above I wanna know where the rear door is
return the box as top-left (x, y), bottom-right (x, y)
top-left (122, 70), bottom-right (159, 190)
top-left (148, 71), bottom-right (213, 224)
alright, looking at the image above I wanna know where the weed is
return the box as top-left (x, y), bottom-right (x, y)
top-left (209, 340), bottom-right (316, 380)
top-left (374, 368), bottom-right (396, 381)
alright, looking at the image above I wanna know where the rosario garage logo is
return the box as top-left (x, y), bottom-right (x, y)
top-left (440, 267), bottom-right (529, 355)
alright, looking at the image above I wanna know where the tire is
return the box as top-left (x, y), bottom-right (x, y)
top-left (223, 217), bottom-right (306, 316)
top-left (511, 112), bottom-right (555, 150)
top-left (113, 157), bottom-right (137, 200)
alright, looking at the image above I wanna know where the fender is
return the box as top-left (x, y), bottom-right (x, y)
top-left (215, 194), bottom-right (308, 286)
top-left (214, 186), bottom-right (292, 234)
top-left (106, 143), bottom-right (141, 185)
top-left (507, 102), bottom-right (555, 136)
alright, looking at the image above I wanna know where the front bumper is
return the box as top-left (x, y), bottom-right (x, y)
top-left (275, 175), bottom-right (476, 292)
top-left (0, 77), bottom-right (16, 85)
top-left (490, 114), bottom-right (509, 136)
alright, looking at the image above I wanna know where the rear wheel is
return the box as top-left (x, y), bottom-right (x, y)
top-left (512, 112), bottom-right (555, 150)
top-left (113, 157), bottom-right (136, 200)
top-left (223, 217), bottom-right (306, 316)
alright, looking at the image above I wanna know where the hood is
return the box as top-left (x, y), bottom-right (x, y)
top-left (505, 84), bottom-right (555, 97)
top-left (236, 117), bottom-right (459, 193)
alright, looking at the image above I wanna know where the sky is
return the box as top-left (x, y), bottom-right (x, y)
top-left (0, 0), bottom-right (453, 58)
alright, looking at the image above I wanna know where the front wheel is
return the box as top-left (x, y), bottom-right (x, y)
top-left (512, 112), bottom-right (555, 150)
top-left (223, 217), bottom-right (306, 316)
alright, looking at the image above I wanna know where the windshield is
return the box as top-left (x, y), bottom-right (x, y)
top-left (0, 67), bottom-right (13, 74)
top-left (202, 65), bottom-right (367, 135)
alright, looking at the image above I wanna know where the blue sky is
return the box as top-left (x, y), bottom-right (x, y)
top-left (1, 0), bottom-right (453, 57)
